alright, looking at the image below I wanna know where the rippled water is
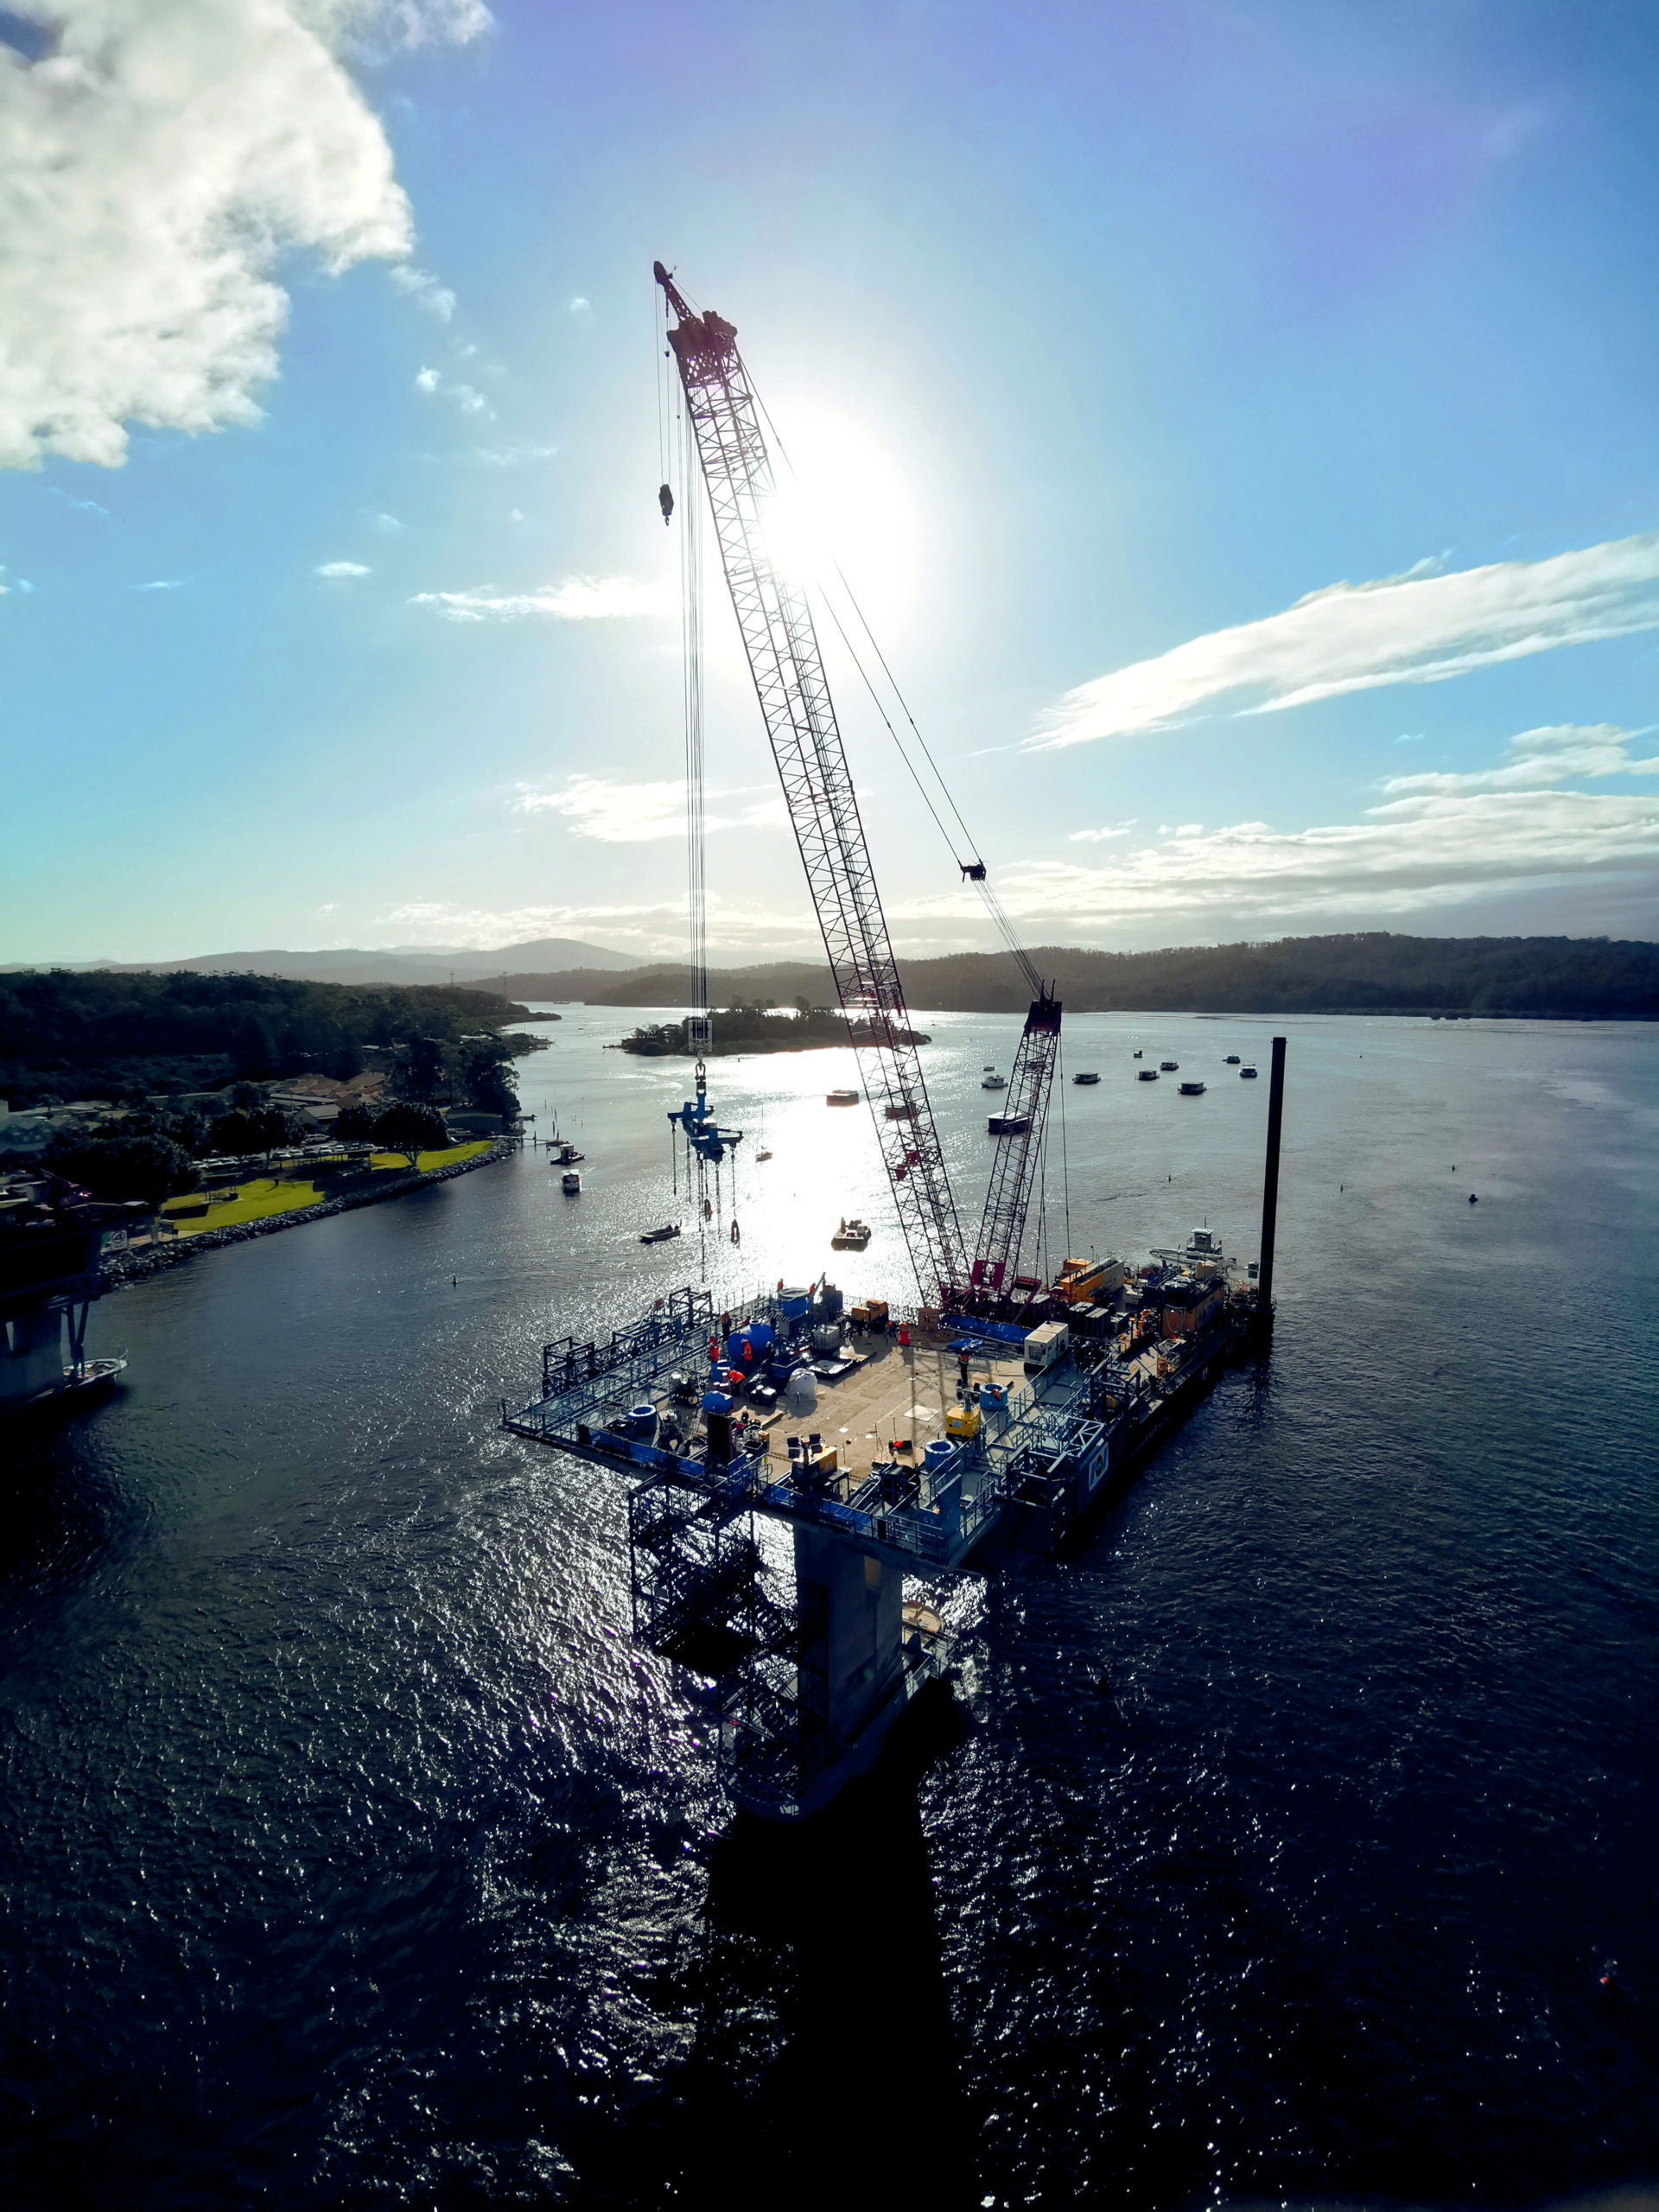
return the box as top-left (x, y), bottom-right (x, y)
top-left (3, 1010), bottom-right (1656, 2207)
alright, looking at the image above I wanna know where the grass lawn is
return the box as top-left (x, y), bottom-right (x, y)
top-left (160, 1141), bottom-right (493, 1236)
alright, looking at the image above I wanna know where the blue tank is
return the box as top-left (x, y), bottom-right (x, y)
top-left (779, 1287), bottom-right (810, 1319)
top-left (747, 1319), bottom-right (775, 1354)
top-left (923, 1437), bottom-right (957, 1475)
top-left (702, 1389), bottom-right (733, 1416)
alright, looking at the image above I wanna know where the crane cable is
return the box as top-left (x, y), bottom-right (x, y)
top-left (750, 383), bottom-right (1046, 999)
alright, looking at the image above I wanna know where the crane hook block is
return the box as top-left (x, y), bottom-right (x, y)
top-left (962, 860), bottom-right (988, 881)
top-left (658, 482), bottom-right (674, 525)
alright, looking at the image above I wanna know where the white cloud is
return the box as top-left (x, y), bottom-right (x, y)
top-left (316, 899), bottom-right (338, 912)
top-left (413, 364), bottom-right (491, 416)
top-left (881, 788), bottom-right (1659, 940)
top-left (475, 443), bottom-right (557, 467)
top-left (512, 775), bottom-right (785, 842)
top-left (0, 0), bottom-right (455, 473)
top-left (130, 578), bottom-right (183, 591)
top-left (1068, 819), bottom-right (1137, 842)
top-left (370, 511), bottom-right (404, 531)
top-left (315, 0), bottom-right (493, 54)
top-left (410, 575), bottom-right (665, 622)
top-left (375, 891), bottom-right (819, 958)
top-left (1381, 722), bottom-right (1659, 795)
top-left (390, 264), bottom-right (454, 319)
top-left (316, 557), bottom-right (371, 577)
top-left (1032, 532), bottom-right (1659, 748)
top-left (48, 487), bottom-right (108, 515)
top-left (508, 507), bottom-right (524, 523)
top-left (569, 296), bottom-right (590, 314)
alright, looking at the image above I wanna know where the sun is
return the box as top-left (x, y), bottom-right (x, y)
top-left (760, 403), bottom-right (921, 630)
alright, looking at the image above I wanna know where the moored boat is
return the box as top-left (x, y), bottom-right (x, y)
top-left (981, 1072), bottom-right (1007, 1090)
top-left (826, 1089), bottom-right (859, 1107)
top-left (1240, 1065), bottom-right (1258, 1079)
top-left (1179, 1080), bottom-right (1206, 1096)
top-left (1072, 1071), bottom-right (1100, 1085)
top-left (1138, 1068), bottom-right (1160, 1082)
top-left (830, 1217), bottom-right (872, 1249)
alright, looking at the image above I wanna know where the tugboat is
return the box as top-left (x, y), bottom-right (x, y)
top-left (562, 1169), bottom-right (582, 1194)
top-left (1072, 1071), bottom-right (1101, 1085)
top-left (831, 1217), bottom-right (872, 1250)
top-left (981, 1071), bottom-right (1007, 1090)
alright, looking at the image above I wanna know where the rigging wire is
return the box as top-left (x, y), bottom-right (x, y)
top-left (750, 382), bottom-right (1045, 997)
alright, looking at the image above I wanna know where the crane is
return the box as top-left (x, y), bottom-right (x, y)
top-left (655, 261), bottom-right (1061, 1308)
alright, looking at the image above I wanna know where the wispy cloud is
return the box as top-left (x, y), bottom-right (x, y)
top-left (1031, 531), bottom-right (1659, 748)
top-left (475, 443), bottom-right (557, 467)
top-left (49, 487), bottom-right (109, 516)
top-left (130, 578), bottom-right (182, 591)
top-left (1381, 722), bottom-right (1659, 795)
top-left (1068, 818), bottom-right (1138, 842)
top-left (414, 365), bottom-right (491, 416)
top-left (512, 774), bottom-right (785, 842)
top-left (316, 558), bottom-right (371, 579)
top-left (411, 575), bottom-right (664, 622)
top-left (391, 264), bottom-right (455, 321)
top-left (886, 787), bottom-right (1659, 938)
top-left (375, 890), bottom-right (817, 958)
top-left (371, 512), bottom-right (404, 532)
top-left (569, 296), bottom-right (590, 314)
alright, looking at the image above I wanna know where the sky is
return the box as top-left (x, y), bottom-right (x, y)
top-left (2, 0), bottom-right (1657, 967)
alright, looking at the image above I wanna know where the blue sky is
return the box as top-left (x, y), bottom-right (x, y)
top-left (2, 0), bottom-right (1656, 965)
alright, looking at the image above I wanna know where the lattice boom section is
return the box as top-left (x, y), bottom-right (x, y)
top-left (973, 994), bottom-right (1062, 1293)
top-left (670, 318), bottom-right (968, 1300)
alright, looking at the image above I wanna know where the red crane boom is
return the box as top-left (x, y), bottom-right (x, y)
top-left (656, 262), bottom-right (1063, 1307)
top-left (656, 264), bottom-right (969, 1300)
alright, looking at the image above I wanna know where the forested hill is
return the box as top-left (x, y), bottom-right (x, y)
top-left (1, 970), bottom-right (543, 1099)
top-left (501, 934), bottom-right (1659, 1019)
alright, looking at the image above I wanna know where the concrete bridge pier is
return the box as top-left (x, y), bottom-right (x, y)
top-left (2, 1308), bottom-right (67, 1403)
top-left (793, 1528), bottom-right (907, 1755)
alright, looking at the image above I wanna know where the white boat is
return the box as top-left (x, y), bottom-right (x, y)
top-left (562, 1170), bottom-right (582, 1194)
top-left (831, 1217), bottom-right (872, 1250)
top-left (981, 1073), bottom-right (1007, 1090)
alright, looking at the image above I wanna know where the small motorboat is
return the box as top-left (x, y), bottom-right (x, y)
top-left (562, 1170), bottom-right (582, 1194)
top-left (982, 1072), bottom-right (1007, 1090)
top-left (1240, 1065), bottom-right (1258, 1079)
top-left (1072, 1071), bottom-right (1100, 1085)
top-left (1138, 1069), bottom-right (1160, 1082)
top-left (1224, 1054), bottom-right (1241, 1065)
top-left (755, 1148), bottom-right (773, 1162)
top-left (1179, 1080), bottom-right (1206, 1096)
top-left (826, 1089), bottom-right (860, 1107)
top-left (1160, 1060), bottom-right (1179, 1072)
top-left (831, 1217), bottom-right (872, 1249)
top-left (639, 1223), bottom-right (682, 1243)
top-left (1133, 1050), bottom-right (1142, 1058)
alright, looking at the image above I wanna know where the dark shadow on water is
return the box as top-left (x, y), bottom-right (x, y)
top-left (564, 1681), bottom-right (975, 2209)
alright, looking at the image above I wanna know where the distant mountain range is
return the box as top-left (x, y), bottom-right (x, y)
top-left (495, 934), bottom-right (1659, 1020)
top-left (1, 938), bottom-right (646, 986)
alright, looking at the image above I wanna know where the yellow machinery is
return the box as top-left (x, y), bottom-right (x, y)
top-left (945, 1400), bottom-right (982, 1442)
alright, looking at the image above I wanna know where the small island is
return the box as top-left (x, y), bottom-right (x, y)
top-left (614, 998), bottom-right (931, 1057)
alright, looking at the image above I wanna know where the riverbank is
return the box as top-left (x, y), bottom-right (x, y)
top-left (101, 1138), bottom-right (514, 1287)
